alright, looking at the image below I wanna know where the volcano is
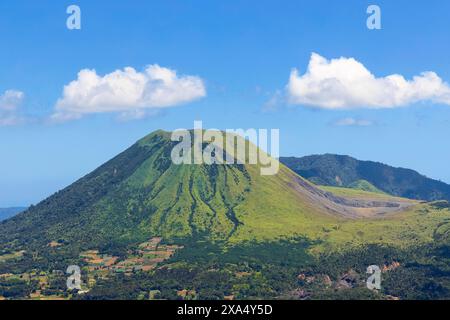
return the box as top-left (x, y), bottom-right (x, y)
top-left (0, 130), bottom-right (415, 253)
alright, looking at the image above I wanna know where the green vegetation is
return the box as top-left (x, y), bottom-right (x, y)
top-left (281, 154), bottom-right (450, 201)
top-left (319, 185), bottom-right (399, 200)
top-left (348, 180), bottom-right (386, 194)
top-left (2, 130), bottom-right (450, 300)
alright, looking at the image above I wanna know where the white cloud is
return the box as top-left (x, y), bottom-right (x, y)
top-left (0, 90), bottom-right (25, 126)
top-left (52, 65), bottom-right (206, 121)
top-left (0, 90), bottom-right (24, 111)
top-left (332, 117), bottom-right (373, 127)
top-left (288, 53), bottom-right (450, 109)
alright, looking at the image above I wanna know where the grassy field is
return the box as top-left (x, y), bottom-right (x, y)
top-left (347, 179), bottom-right (387, 195)
top-left (231, 174), bottom-right (450, 254)
top-left (319, 185), bottom-right (407, 201)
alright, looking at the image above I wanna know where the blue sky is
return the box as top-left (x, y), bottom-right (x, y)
top-left (1, 0), bottom-right (450, 206)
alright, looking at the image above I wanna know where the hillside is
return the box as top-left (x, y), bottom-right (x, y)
top-left (2, 131), bottom-right (450, 300)
top-left (0, 131), bottom-right (414, 253)
top-left (280, 154), bottom-right (450, 202)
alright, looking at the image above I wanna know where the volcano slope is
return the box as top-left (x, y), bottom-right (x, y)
top-left (2, 130), bottom-right (450, 300)
top-left (0, 130), bottom-right (420, 253)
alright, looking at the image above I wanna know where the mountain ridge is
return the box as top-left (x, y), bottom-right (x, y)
top-left (280, 154), bottom-right (450, 202)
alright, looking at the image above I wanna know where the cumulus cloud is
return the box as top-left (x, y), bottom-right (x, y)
top-left (288, 53), bottom-right (450, 109)
top-left (0, 90), bottom-right (25, 126)
top-left (332, 117), bottom-right (373, 127)
top-left (51, 65), bottom-right (206, 121)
